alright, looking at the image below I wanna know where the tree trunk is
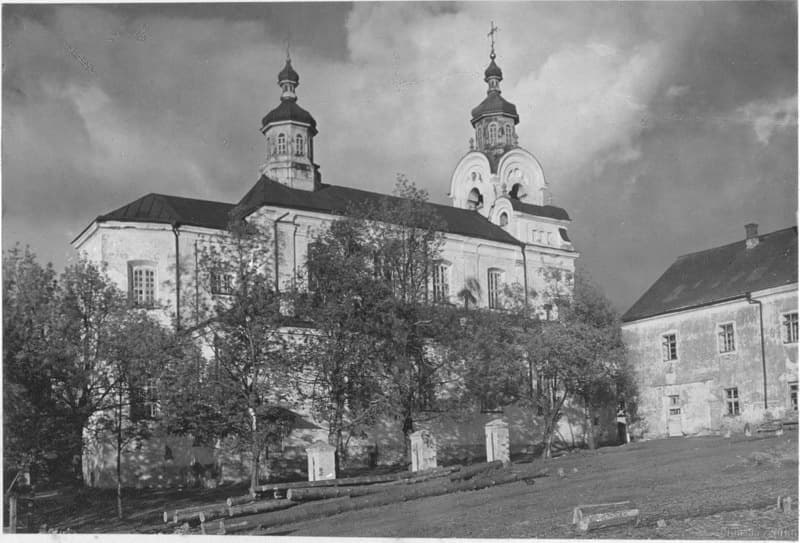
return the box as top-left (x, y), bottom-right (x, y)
top-left (249, 407), bottom-right (259, 494)
top-left (116, 388), bottom-right (123, 519)
top-left (584, 399), bottom-right (597, 450)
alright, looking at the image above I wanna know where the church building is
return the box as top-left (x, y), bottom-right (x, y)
top-left (72, 44), bottom-right (583, 486)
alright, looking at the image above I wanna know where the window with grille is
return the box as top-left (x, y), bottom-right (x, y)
top-left (668, 394), bottom-right (681, 415)
top-left (295, 134), bottom-right (304, 156)
top-left (488, 269), bottom-right (502, 309)
top-left (432, 263), bottom-right (450, 303)
top-left (210, 272), bottom-right (234, 295)
top-left (783, 312), bottom-right (798, 343)
top-left (717, 322), bottom-right (735, 353)
top-left (129, 263), bottom-right (156, 307)
top-left (725, 387), bottom-right (740, 416)
top-left (662, 333), bottom-right (677, 361)
top-left (277, 133), bottom-right (286, 154)
top-left (790, 382), bottom-right (798, 412)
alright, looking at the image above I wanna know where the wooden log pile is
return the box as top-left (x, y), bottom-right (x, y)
top-left (213, 470), bottom-right (537, 535)
top-left (162, 462), bottom-right (539, 536)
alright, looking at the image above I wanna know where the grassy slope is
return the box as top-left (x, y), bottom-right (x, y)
top-left (37, 432), bottom-right (797, 538)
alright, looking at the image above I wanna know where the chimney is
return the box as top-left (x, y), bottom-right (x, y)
top-left (745, 223), bottom-right (759, 249)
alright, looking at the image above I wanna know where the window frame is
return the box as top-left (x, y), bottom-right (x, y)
top-left (431, 261), bottom-right (450, 304)
top-left (210, 271), bottom-right (235, 296)
top-left (661, 332), bottom-right (678, 362)
top-left (789, 381), bottom-right (798, 412)
top-left (716, 321), bottom-right (736, 354)
top-left (782, 312), bottom-right (798, 344)
top-left (487, 268), bottom-right (503, 309)
top-left (128, 260), bottom-right (157, 308)
top-left (277, 133), bottom-right (287, 155)
top-left (667, 394), bottom-right (681, 415)
top-left (295, 133), bottom-right (304, 157)
top-left (488, 122), bottom-right (498, 145)
top-left (724, 387), bottom-right (740, 416)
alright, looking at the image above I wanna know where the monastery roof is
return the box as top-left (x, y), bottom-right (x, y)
top-left (89, 193), bottom-right (236, 233)
top-left (261, 100), bottom-right (318, 134)
top-left (470, 92), bottom-right (519, 126)
top-left (510, 199), bottom-right (571, 221)
top-left (622, 226), bottom-right (798, 322)
top-left (235, 176), bottom-right (525, 247)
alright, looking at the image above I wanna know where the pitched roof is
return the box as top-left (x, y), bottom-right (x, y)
top-left (622, 226), bottom-right (798, 322)
top-left (94, 193), bottom-right (235, 231)
top-left (510, 199), bottom-right (571, 221)
top-left (235, 176), bottom-right (524, 246)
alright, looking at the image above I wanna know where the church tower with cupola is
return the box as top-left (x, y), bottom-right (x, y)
top-left (260, 54), bottom-right (321, 191)
top-left (449, 24), bottom-right (555, 235)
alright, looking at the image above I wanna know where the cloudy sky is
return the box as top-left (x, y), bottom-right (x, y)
top-left (3, 2), bottom-right (797, 311)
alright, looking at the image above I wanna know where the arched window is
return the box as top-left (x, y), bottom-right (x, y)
top-left (295, 134), bottom-right (304, 157)
top-left (467, 188), bottom-right (483, 210)
top-left (277, 133), bottom-right (286, 155)
top-left (499, 212), bottom-right (509, 227)
top-left (488, 123), bottom-right (498, 145)
top-left (509, 183), bottom-right (523, 200)
top-left (506, 124), bottom-right (513, 144)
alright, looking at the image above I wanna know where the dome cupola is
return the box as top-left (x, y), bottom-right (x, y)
top-left (259, 53), bottom-right (321, 191)
top-left (469, 25), bottom-right (519, 160)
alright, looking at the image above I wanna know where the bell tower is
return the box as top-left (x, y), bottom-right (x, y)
top-left (260, 53), bottom-right (320, 191)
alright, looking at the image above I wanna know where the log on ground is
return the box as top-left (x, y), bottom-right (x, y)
top-left (572, 501), bottom-right (639, 532)
top-left (227, 499), bottom-right (297, 518)
top-left (173, 503), bottom-right (229, 525)
top-left (226, 494), bottom-right (256, 507)
top-left (448, 460), bottom-right (503, 482)
top-left (217, 469), bottom-right (535, 535)
top-left (254, 472), bottom-right (411, 496)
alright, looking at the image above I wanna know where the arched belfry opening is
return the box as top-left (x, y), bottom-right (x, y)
top-left (467, 188), bottom-right (484, 211)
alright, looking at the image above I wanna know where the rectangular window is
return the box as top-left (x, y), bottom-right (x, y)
top-left (783, 312), bottom-right (798, 343)
top-left (725, 387), bottom-right (740, 416)
top-left (668, 394), bottom-right (681, 415)
top-left (662, 333), bottom-right (677, 361)
top-left (717, 323), bottom-right (735, 353)
top-left (790, 382), bottom-right (798, 412)
top-left (131, 266), bottom-right (156, 307)
top-left (210, 272), bottom-right (234, 295)
top-left (129, 379), bottom-right (158, 421)
top-left (432, 263), bottom-right (450, 303)
top-left (488, 269), bottom-right (502, 309)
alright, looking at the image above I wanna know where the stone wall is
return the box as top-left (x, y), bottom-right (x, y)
top-left (623, 285), bottom-right (798, 439)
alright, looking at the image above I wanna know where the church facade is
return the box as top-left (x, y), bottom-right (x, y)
top-left (73, 48), bottom-right (588, 487)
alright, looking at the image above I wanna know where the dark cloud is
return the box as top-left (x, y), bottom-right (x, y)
top-left (2, 3), bottom-right (796, 313)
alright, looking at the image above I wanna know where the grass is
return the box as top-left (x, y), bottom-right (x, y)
top-left (13, 431), bottom-right (799, 538)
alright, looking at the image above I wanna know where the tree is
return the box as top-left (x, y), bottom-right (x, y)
top-left (160, 219), bottom-right (301, 492)
top-left (3, 246), bottom-right (64, 483)
top-left (90, 312), bottom-right (177, 518)
top-left (295, 218), bottom-right (391, 467)
top-left (526, 270), bottom-right (629, 458)
top-left (295, 176), bottom-right (458, 463)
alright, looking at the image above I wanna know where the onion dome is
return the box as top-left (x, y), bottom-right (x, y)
top-left (484, 56), bottom-right (503, 81)
top-left (261, 57), bottom-right (317, 135)
top-left (278, 58), bottom-right (299, 85)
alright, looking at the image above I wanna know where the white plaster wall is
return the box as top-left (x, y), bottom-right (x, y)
top-left (623, 286), bottom-right (798, 438)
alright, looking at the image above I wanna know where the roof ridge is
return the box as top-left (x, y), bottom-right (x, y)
top-left (148, 192), bottom-right (235, 207)
top-left (675, 225), bottom-right (797, 259)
